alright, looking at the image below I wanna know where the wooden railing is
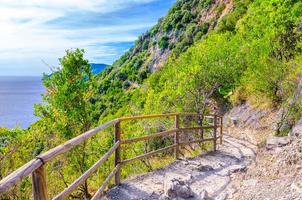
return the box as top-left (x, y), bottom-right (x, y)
top-left (0, 113), bottom-right (223, 200)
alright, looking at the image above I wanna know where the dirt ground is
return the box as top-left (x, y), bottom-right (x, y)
top-left (104, 134), bottom-right (257, 200)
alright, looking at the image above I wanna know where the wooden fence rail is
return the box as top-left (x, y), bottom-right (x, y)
top-left (0, 113), bottom-right (223, 200)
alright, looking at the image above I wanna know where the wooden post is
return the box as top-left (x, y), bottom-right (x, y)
top-left (174, 114), bottom-right (180, 159)
top-left (114, 121), bottom-right (121, 186)
top-left (220, 116), bottom-right (223, 145)
top-left (213, 115), bottom-right (217, 151)
top-left (32, 165), bottom-right (48, 200)
top-left (200, 115), bottom-right (204, 140)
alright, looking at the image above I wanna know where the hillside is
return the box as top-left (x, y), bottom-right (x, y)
top-left (1, 0), bottom-right (302, 199)
top-left (95, 0), bottom-right (242, 117)
top-left (95, 0), bottom-right (302, 133)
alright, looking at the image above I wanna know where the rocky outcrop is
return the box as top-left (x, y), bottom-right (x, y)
top-left (266, 136), bottom-right (291, 150)
top-left (289, 118), bottom-right (302, 137)
top-left (105, 135), bottom-right (257, 200)
top-left (236, 132), bottom-right (302, 200)
top-left (162, 174), bottom-right (194, 199)
top-left (224, 103), bottom-right (271, 130)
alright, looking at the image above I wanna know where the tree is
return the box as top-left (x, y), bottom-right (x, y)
top-left (35, 48), bottom-right (98, 198)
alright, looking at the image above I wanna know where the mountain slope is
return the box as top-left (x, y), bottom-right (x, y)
top-left (95, 0), bottom-right (242, 117)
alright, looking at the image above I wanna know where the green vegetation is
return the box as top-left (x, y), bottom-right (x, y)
top-left (159, 35), bottom-right (170, 49)
top-left (35, 49), bottom-right (99, 198)
top-left (1, 0), bottom-right (302, 199)
top-left (143, 33), bottom-right (246, 117)
top-left (92, 0), bottom-right (225, 120)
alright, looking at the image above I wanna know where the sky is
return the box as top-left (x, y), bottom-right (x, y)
top-left (0, 0), bottom-right (175, 76)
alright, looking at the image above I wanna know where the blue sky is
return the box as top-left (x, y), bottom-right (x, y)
top-left (0, 0), bottom-right (175, 76)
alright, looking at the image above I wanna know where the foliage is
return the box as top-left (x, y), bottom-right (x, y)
top-left (217, 0), bottom-right (252, 32)
top-left (143, 33), bottom-right (246, 116)
top-left (35, 49), bottom-right (98, 138)
top-left (34, 49), bottom-right (99, 198)
top-left (2, 0), bottom-right (302, 199)
top-left (235, 0), bottom-right (302, 106)
top-left (92, 0), bottom-right (226, 119)
top-left (159, 35), bottom-right (170, 49)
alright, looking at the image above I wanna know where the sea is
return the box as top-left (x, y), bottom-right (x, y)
top-left (0, 76), bottom-right (45, 129)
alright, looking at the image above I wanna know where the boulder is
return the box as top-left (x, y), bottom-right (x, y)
top-left (163, 174), bottom-right (194, 199)
top-left (197, 165), bottom-right (214, 172)
top-left (198, 189), bottom-right (209, 200)
top-left (159, 195), bottom-right (170, 200)
top-left (266, 136), bottom-right (291, 150)
top-left (229, 164), bottom-right (247, 173)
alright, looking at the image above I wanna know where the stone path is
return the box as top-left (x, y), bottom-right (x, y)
top-left (104, 135), bottom-right (257, 200)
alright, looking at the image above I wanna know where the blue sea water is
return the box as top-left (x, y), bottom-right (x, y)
top-left (0, 76), bottom-right (45, 128)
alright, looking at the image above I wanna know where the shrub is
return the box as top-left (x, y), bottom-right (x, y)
top-left (216, 3), bottom-right (226, 15)
top-left (200, 0), bottom-right (212, 8)
top-left (181, 10), bottom-right (192, 24)
top-left (122, 81), bottom-right (131, 89)
top-left (200, 22), bottom-right (210, 34)
top-left (142, 39), bottom-right (150, 50)
top-left (117, 72), bottom-right (128, 81)
top-left (159, 36), bottom-right (170, 49)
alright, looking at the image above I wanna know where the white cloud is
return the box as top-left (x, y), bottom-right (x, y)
top-left (0, 0), bottom-right (157, 12)
top-left (0, 0), bottom-right (160, 75)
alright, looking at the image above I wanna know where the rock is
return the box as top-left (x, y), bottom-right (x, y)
top-left (159, 195), bottom-right (184, 200)
top-left (266, 136), bottom-right (291, 150)
top-left (197, 165), bottom-right (214, 172)
top-left (229, 164), bottom-right (247, 173)
top-left (230, 117), bottom-right (239, 126)
top-left (182, 160), bottom-right (190, 166)
top-left (159, 195), bottom-right (170, 200)
top-left (215, 193), bottom-right (228, 200)
top-left (165, 179), bottom-right (193, 198)
top-left (198, 189), bottom-right (209, 200)
top-left (289, 119), bottom-right (302, 137)
top-left (188, 161), bottom-right (200, 166)
top-left (163, 174), bottom-right (194, 199)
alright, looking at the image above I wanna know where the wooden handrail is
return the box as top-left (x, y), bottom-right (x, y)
top-left (39, 119), bottom-right (119, 162)
top-left (121, 129), bottom-right (178, 144)
top-left (179, 137), bottom-right (215, 145)
top-left (179, 125), bottom-right (220, 131)
top-left (91, 164), bottom-right (121, 200)
top-left (119, 113), bottom-right (179, 121)
top-left (0, 159), bottom-right (43, 193)
top-left (121, 144), bottom-right (178, 165)
top-left (0, 119), bottom-right (118, 193)
top-left (53, 141), bottom-right (120, 200)
top-left (0, 113), bottom-right (223, 199)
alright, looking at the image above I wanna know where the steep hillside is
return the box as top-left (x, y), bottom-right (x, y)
top-left (95, 0), bottom-right (302, 128)
top-left (95, 0), bottom-right (246, 117)
top-left (100, 0), bottom-right (302, 130)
